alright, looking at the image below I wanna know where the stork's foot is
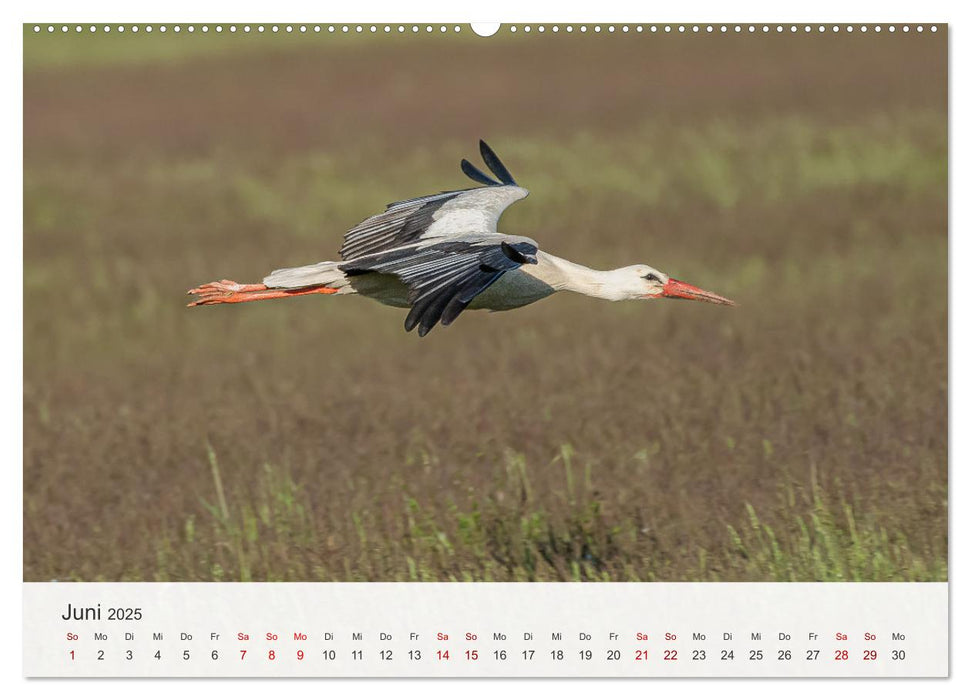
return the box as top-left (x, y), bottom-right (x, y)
top-left (187, 279), bottom-right (339, 306)
top-left (187, 280), bottom-right (269, 306)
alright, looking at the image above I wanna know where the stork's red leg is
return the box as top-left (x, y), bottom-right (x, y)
top-left (187, 279), bottom-right (338, 306)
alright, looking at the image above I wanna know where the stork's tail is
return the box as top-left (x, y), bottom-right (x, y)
top-left (187, 261), bottom-right (350, 306)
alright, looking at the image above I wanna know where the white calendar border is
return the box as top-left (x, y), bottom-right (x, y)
top-left (6, 0), bottom-right (963, 696)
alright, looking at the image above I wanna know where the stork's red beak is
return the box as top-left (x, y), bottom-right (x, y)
top-left (662, 278), bottom-right (735, 306)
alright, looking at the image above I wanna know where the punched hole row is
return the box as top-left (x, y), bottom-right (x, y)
top-left (31, 24), bottom-right (940, 35)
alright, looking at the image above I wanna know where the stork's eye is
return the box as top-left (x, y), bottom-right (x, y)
top-left (643, 272), bottom-right (660, 283)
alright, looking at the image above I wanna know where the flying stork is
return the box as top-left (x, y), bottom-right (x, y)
top-left (188, 141), bottom-right (734, 336)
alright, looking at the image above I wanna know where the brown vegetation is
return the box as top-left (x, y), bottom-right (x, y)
top-left (24, 27), bottom-right (947, 581)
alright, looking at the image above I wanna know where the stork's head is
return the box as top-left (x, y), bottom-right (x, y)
top-left (619, 265), bottom-right (735, 305)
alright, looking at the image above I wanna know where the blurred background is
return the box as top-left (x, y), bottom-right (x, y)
top-left (24, 26), bottom-right (947, 582)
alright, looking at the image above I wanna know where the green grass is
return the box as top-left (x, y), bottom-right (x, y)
top-left (183, 444), bottom-right (945, 582)
top-left (726, 487), bottom-right (947, 583)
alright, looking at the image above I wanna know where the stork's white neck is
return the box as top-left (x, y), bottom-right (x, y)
top-left (532, 251), bottom-right (632, 301)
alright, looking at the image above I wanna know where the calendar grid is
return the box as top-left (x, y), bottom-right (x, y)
top-left (23, 582), bottom-right (948, 677)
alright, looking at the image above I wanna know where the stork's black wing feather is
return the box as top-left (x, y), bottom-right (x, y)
top-left (339, 185), bottom-right (528, 261)
top-left (340, 238), bottom-right (539, 336)
top-left (460, 158), bottom-right (501, 186)
top-left (340, 142), bottom-right (525, 262)
top-left (478, 140), bottom-right (518, 186)
top-left (339, 191), bottom-right (463, 261)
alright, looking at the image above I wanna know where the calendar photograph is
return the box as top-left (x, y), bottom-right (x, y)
top-left (22, 21), bottom-right (949, 679)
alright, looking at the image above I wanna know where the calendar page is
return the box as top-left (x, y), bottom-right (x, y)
top-left (22, 21), bottom-right (948, 679)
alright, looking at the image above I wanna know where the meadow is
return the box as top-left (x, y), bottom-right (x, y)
top-left (23, 26), bottom-right (947, 581)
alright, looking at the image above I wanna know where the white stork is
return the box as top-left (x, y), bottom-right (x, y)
top-left (188, 141), bottom-right (734, 336)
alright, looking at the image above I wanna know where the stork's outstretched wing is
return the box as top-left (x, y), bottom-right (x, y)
top-left (340, 235), bottom-right (539, 336)
top-left (338, 141), bottom-right (529, 261)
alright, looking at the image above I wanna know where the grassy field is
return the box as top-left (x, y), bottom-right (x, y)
top-left (23, 26), bottom-right (947, 582)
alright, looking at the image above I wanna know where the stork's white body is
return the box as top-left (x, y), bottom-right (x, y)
top-left (470, 256), bottom-right (559, 310)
